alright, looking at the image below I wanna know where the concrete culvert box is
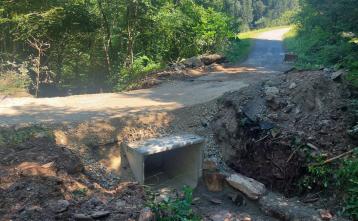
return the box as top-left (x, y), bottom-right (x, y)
top-left (125, 134), bottom-right (204, 188)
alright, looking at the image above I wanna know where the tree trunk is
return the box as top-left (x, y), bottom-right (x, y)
top-left (35, 49), bottom-right (41, 97)
top-left (127, 23), bottom-right (134, 67)
top-left (97, 0), bottom-right (112, 75)
top-left (125, 0), bottom-right (137, 67)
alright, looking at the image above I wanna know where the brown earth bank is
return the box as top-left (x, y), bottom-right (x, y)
top-left (0, 135), bottom-right (146, 221)
top-left (212, 70), bottom-right (357, 213)
top-left (0, 69), bottom-right (356, 220)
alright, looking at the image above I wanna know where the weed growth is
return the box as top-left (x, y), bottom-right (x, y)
top-left (299, 148), bottom-right (358, 220)
top-left (147, 186), bottom-right (200, 221)
top-left (0, 126), bottom-right (54, 146)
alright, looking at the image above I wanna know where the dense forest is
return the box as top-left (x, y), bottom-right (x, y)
top-left (0, 0), bottom-right (297, 96)
top-left (285, 0), bottom-right (358, 85)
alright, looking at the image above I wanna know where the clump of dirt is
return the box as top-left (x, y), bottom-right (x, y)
top-left (212, 70), bottom-right (356, 195)
top-left (0, 135), bottom-right (146, 220)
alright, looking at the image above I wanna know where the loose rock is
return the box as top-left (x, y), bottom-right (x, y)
top-left (49, 199), bottom-right (70, 213)
top-left (288, 82), bottom-right (297, 89)
top-left (91, 211), bottom-right (110, 219)
top-left (74, 213), bottom-right (94, 221)
top-left (138, 207), bottom-right (155, 221)
top-left (330, 70), bottom-right (345, 81)
top-left (265, 86), bottom-right (279, 97)
top-left (320, 209), bottom-right (333, 220)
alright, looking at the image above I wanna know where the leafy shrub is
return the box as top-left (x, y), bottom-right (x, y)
top-left (336, 157), bottom-right (358, 219)
top-left (113, 56), bottom-right (162, 91)
top-left (147, 186), bottom-right (200, 221)
top-left (225, 38), bottom-right (251, 63)
top-left (284, 26), bottom-right (358, 88)
top-left (299, 148), bottom-right (358, 220)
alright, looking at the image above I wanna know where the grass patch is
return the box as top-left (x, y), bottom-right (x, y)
top-left (226, 26), bottom-right (291, 63)
top-left (0, 126), bottom-right (54, 146)
top-left (0, 70), bottom-right (31, 96)
top-left (283, 26), bottom-right (358, 89)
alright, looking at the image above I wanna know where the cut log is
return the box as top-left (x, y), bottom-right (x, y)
top-left (203, 172), bottom-right (225, 192)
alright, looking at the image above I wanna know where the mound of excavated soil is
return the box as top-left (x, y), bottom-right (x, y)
top-left (212, 70), bottom-right (356, 195)
top-left (0, 136), bottom-right (145, 221)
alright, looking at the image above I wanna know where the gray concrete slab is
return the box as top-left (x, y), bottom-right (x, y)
top-left (125, 134), bottom-right (204, 188)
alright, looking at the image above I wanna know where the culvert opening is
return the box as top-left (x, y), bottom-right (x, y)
top-left (125, 134), bottom-right (204, 189)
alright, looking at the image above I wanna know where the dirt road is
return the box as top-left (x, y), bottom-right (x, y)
top-left (0, 28), bottom-right (290, 125)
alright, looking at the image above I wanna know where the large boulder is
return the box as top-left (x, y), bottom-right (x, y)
top-left (226, 173), bottom-right (266, 200)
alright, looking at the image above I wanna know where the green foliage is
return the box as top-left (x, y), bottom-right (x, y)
top-left (284, 27), bottom-right (358, 72)
top-left (299, 154), bottom-right (334, 190)
top-left (147, 186), bottom-right (200, 221)
top-left (0, 0), bottom-right (299, 94)
top-left (338, 156), bottom-right (358, 219)
top-left (113, 56), bottom-right (162, 91)
top-left (225, 38), bottom-right (251, 63)
top-left (256, 8), bottom-right (299, 28)
top-left (284, 0), bottom-right (358, 87)
top-left (72, 188), bottom-right (88, 197)
top-left (298, 148), bottom-right (358, 220)
top-left (0, 126), bottom-right (54, 146)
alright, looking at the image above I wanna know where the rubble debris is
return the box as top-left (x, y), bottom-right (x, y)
top-left (259, 192), bottom-right (349, 221)
top-left (330, 70), bottom-right (346, 81)
top-left (90, 211), bottom-right (110, 219)
top-left (74, 213), bottom-right (93, 221)
top-left (226, 173), bottom-right (266, 200)
top-left (264, 86), bottom-right (279, 97)
top-left (0, 136), bottom-right (146, 221)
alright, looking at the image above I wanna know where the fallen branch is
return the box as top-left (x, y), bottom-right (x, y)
top-left (255, 135), bottom-right (269, 143)
top-left (306, 143), bottom-right (319, 151)
top-left (310, 149), bottom-right (356, 166)
top-left (286, 147), bottom-right (299, 163)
